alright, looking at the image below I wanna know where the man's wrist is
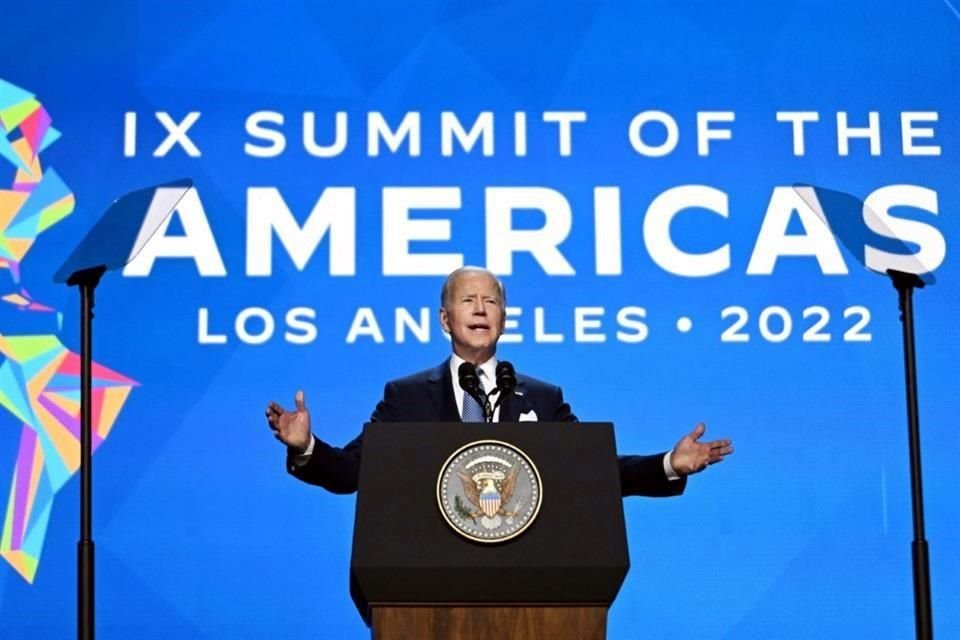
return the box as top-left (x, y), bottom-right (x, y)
top-left (663, 450), bottom-right (681, 481)
top-left (290, 435), bottom-right (314, 457)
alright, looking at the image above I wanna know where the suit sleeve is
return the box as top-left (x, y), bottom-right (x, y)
top-left (286, 381), bottom-right (401, 494)
top-left (548, 385), bottom-right (578, 422)
top-left (617, 453), bottom-right (686, 497)
top-left (550, 386), bottom-right (686, 498)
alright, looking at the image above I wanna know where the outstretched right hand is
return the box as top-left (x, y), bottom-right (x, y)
top-left (265, 390), bottom-right (312, 453)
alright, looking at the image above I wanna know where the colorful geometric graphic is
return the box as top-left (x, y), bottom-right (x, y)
top-left (0, 79), bottom-right (137, 582)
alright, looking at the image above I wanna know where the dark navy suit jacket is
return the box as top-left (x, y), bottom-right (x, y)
top-left (289, 359), bottom-right (686, 498)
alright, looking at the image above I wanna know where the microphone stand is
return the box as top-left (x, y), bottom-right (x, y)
top-left (889, 269), bottom-right (932, 640)
top-left (457, 367), bottom-right (495, 423)
top-left (485, 376), bottom-right (517, 423)
top-left (481, 391), bottom-right (494, 423)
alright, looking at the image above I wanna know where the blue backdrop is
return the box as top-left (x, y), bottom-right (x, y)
top-left (1, 1), bottom-right (957, 638)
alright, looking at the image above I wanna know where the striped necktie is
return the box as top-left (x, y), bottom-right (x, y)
top-left (461, 368), bottom-right (487, 422)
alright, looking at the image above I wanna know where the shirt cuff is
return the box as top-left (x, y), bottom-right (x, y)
top-left (663, 451), bottom-right (681, 481)
top-left (289, 435), bottom-right (315, 467)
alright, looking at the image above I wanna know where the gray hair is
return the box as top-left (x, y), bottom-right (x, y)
top-left (440, 266), bottom-right (507, 309)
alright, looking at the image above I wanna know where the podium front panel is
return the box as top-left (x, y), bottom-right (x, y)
top-left (350, 422), bottom-right (629, 616)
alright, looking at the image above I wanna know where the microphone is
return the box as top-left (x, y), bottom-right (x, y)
top-left (492, 361), bottom-right (517, 414)
top-left (458, 362), bottom-right (481, 394)
top-left (495, 361), bottom-right (517, 397)
top-left (458, 362), bottom-right (492, 421)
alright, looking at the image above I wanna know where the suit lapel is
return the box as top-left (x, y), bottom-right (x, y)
top-left (428, 359), bottom-right (461, 422)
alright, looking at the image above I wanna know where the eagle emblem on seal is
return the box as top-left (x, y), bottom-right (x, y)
top-left (459, 463), bottom-right (521, 528)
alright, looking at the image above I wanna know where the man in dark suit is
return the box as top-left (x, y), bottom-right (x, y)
top-left (267, 266), bottom-right (733, 496)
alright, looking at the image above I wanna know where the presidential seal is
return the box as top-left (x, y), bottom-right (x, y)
top-left (437, 440), bottom-right (542, 543)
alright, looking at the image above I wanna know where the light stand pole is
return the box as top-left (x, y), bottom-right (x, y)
top-left (889, 269), bottom-right (933, 640)
top-left (69, 265), bottom-right (105, 640)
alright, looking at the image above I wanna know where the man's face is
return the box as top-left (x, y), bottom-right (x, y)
top-left (439, 271), bottom-right (505, 363)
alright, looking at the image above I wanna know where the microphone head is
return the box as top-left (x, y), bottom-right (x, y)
top-left (495, 361), bottom-right (517, 395)
top-left (458, 362), bottom-right (480, 393)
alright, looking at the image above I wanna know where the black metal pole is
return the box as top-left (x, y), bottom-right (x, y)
top-left (70, 266), bottom-right (105, 640)
top-left (890, 270), bottom-right (933, 640)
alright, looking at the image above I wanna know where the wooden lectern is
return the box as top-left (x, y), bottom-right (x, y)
top-left (351, 422), bottom-right (629, 640)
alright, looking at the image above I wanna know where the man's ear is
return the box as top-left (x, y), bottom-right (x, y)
top-left (439, 307), bottom-right (450, 333)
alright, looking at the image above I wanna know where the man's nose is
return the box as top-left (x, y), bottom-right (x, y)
top-left (472, 300), bottom-right (486, 314)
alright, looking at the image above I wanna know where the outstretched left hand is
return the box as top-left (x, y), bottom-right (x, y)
top-left (670, 423), bottom-right (733, 476)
